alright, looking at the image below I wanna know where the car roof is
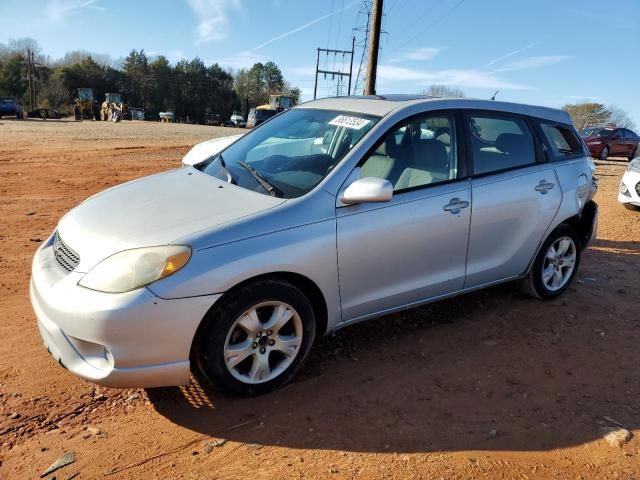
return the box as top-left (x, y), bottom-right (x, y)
top-left (296, 95), bottom-right (573, 125)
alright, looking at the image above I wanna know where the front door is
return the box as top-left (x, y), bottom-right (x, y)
top-left (336, 111), bottom-right (471, 322)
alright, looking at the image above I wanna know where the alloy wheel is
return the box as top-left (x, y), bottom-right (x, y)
top-left (542, 236), bottom-right (577, 292)
top-left (223, 301), bottom-right (303, 384)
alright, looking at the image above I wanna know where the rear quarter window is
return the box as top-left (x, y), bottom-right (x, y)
top-left (539, 123), bottom-right (584, 159)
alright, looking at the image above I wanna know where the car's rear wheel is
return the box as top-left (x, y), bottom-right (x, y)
top-left (599, 145), bottom-right (610, 160)
top-left (193, 279), bottom-right (316, 396)
top-left (519, 225), bottom-right (581, 300)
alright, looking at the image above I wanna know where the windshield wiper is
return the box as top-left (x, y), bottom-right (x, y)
top-left (238, 161), bottom-right (282, 197)
top-left (217, 154), bottom-right (234, 184)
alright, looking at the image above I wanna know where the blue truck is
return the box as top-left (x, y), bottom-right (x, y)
top-left (0, 96), bottom-right (21, 118)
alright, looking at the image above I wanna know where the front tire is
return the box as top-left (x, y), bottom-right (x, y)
top-left (599, 145), bottom-right (610, 160)
top-left (193, 279), bottom-right (316, 396)
top-left (519, 225), bottom-right (581, 300)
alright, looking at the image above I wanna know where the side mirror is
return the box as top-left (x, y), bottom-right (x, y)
top-left (341, 177), bottom-right (393, 205)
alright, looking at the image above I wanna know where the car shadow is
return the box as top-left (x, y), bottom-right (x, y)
top-left (147, 246), bottom-right (640, 453)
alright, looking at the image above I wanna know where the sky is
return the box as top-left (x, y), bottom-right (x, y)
top-left (1, 0), bottom-right (639, 127)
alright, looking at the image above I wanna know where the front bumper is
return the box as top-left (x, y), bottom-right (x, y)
top-left (30, 237), bottom-right (220, 388)
top-left (618, 170), bottom-right (640, 206)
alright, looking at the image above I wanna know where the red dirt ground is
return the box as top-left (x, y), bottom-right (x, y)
top-left (1, 119), bottom-right (639, 479)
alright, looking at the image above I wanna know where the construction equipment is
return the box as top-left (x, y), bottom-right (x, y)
top-left (73, 88), bottom-right (98, 121)
top-left (268, 94), bottom-right (292, 111)
top-left (101, 93), bottom-right (127, 122)
top-left (159, 112), bottom-right (175, 123)
top-left (247, 95), bottom-right (292, 128)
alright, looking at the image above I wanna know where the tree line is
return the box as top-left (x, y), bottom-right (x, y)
top-left (0, 37), bottom-right (301, 123)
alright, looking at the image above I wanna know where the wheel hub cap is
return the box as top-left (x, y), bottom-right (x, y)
top-left (223, 301), bottom-right (303, 384)
top-left (542, 236), bottom-right (576, 292)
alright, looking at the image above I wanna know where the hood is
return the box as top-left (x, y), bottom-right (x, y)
top-left (58, 168), bottom-right (285, 271)
top-left (182, 134), bottom-right (244, 167)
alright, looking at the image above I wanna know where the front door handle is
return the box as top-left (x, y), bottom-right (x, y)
top-left (535, 180), bottom-right (555, 194)
top-left (443, 198), bottom-right (470, 214)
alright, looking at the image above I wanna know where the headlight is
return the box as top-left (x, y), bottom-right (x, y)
top-left (628, 159), bottom-right (640, 173)
top-left (78, 245), bottom-right (191, 293)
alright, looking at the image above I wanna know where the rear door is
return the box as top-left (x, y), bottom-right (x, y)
top-left (622, 130), bottom-right (638, 156)
top-left (464, 111), bottom-right (562, 288)
top-left (610, 129), bottom-right (626, 156)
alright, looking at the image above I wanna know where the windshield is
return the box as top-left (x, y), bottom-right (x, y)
top-left (78, 89), bottom-right (93, 101)
top-left (581, 127), bottom-right (613, 137)
top-left (197, 108), bottom-right (378, 198)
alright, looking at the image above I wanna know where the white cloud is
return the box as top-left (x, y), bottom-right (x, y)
top-left (493, 55), bottom-right (570, 72)
top-left (378, 65), bottom-right (527, 90)
top-left (207, 50), bottom-right (267, 70)
top-left (391, 47), bottom-right (442, 63)
top-left (485, 41), bottom-right (541, 67)
top-left (185, 0), bottom-right (241, 44)
top-left (47, 0), bottom-right (104, 21)
top-left (252, 1), bottom-right (358, 50)
top-left (287, 65), bottom-right (317, 77)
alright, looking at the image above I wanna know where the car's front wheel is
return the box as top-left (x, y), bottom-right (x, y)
top-left (599, 145), bottom-right (610, 160)
top-left (193, 279), bottom-right (316, 396)
top-left (520, 225), bottom-right (581, 300)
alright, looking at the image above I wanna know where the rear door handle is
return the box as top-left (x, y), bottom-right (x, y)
top-left (535, 180), bottom-right (555, 194)
top-left (443, 198), bottom-right (470, 214)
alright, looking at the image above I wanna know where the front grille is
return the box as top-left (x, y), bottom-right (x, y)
top-left (53, 232), bottom-right (80, 272)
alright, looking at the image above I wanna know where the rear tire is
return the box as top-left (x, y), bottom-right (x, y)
top-left (519, 225), bottom-right (581, 300)
top-left (599, 146), bottom-right (610, 160)
top-left (192, 279), bottom-right (316, 396)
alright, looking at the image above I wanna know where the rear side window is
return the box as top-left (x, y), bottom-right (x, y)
top-left (540, 123), bottom-right (583, 158)
top-left (468, 115), bottom-right (536, 175)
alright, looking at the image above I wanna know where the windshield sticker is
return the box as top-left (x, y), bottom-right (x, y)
top-left (329, 115), bottom-right (371, 130)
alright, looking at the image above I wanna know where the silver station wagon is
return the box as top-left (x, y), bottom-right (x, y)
top-left (31, 95), bottom-right (598, 395)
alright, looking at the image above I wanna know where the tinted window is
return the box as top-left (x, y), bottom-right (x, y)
top-left (540, 123), bottom-right (583, 157)
top-left (359, 114), bottom-right (457, 191)
top-left (468, 115), bottom-right (536, 175)
top-left (624, 129), bottom-right (637, 139)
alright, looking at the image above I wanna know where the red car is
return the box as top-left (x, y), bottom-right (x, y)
top-left (580, 127), bottom-right (639, 160)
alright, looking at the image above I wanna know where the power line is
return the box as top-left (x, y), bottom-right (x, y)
top-left (388, 0), bottom-right (466, 54)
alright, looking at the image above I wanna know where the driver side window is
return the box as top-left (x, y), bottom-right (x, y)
top-left (359, 114), bottom-right (457, 192)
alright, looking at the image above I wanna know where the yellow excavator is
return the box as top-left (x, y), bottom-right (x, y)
top-left (73, 88), bottom-right (98, 121)
top-left (247, 95), bottom-right (292, 128)
top-left (101, 93), bottom-right (127, 122)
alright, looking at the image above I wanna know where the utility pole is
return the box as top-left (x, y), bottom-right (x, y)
top-left (347, 36), bottom-right (355, 95)
top-left (26, 49), bottom-right (33, 111)
top-left (364, 0), bottom-right (383, 95)
top-left (312, 37), bottom-right (356, 100)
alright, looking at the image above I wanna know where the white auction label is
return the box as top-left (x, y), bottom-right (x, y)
top-left (329, 115), bottom-right (371, 130)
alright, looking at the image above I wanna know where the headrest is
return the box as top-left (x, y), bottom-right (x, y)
top-left (413, 139), bottom-right (448, 167)
top-left (496, 133), bottom-right (528, 154)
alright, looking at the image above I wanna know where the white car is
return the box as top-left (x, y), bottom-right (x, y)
top-left (182, 134), bottom-right (244, 167)
top-left (619, 157), bottom-right (640, 210)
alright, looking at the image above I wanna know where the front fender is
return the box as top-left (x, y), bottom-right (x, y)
top-left (147, 218), bottom-right (342, 332)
